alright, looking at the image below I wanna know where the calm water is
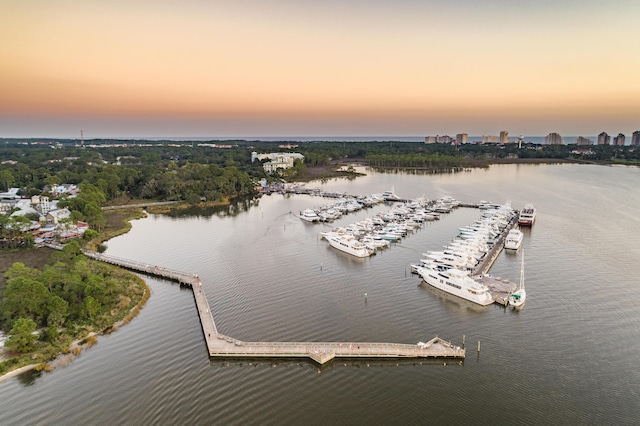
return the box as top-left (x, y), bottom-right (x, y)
top-left (1, 164), bottom-right (639, 425)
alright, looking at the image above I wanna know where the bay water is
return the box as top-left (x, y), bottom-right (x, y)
top-left (1, 163), bottom-right (639, 425)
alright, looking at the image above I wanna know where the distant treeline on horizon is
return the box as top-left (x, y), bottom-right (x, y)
top-left (0, 136), bottom-right (600, 144)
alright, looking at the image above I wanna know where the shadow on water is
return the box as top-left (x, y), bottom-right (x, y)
top-left (208, 356), bottom-right (463, 372)
top-left (15, 369), bottom-right (42, 387)
top-left (417, 282), bottom-right (492, 314)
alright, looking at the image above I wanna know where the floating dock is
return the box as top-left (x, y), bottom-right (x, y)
top-left (72, 248), bottom-right (465, 364)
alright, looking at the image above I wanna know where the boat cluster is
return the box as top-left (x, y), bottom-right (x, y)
top-left (319, 196), bottom-right (461, 257)
top-left (413, 201), bottom-right (515, 273)
top-left (411, 202), bottom-right (518, 306)
top-left (299, 195), bottom-right (386, 223)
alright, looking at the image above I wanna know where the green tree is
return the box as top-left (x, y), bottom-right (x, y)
top-left (5, 318), bottom-right (38, 353)
top-left (1, 276), bottom-right (49, 327)
top-left (46, 294), bottom-right (69, 327)
top-left (0, 169), bottom-right (14, 191)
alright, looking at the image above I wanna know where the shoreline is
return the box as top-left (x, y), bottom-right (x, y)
top-left (0, 247), bottom-right (151, 382)
top-left (295, 157), bottom-right (590, 183)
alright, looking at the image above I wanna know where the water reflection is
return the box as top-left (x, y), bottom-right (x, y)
top-left (417, 281), bottom-right (492, 314)
top-left (166, 197), bottom-right (260, 218)
top-left (368, 167), bottom-right (474, 175)
top-left (208, 356), bottom-right (462, 371)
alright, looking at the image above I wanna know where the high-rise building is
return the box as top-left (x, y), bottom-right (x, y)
top-left (424, 136), bottom-right (437, 144)
top-left (576, 136), bottom-right (593, 145)
top-left (632, 130), bottom-right (640, 146)
top-left (597, 132), bottom-right (610, 145)
top-left (613, 133), bottom-right (625, 146)
top-left (456, 133), bottom-right (468, 144)
top-left (499, 131), bottom-right (509, 144)
top-left (544, 132), bottom-right (563, 145)
top-left (482, 135), bottom-right (499, 143)
top-left (437, 135), bottom-right (453, 143)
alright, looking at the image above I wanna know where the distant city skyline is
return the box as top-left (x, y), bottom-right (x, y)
top-left (1, 1), bottom-right (639, 138)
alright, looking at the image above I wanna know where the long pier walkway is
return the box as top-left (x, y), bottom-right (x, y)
top-left (74, 249), bottom-right (464, 364)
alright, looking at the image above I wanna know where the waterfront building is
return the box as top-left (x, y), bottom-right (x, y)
top-left (632, 130), bottom-right (640, 146)
top-left (456, 133), bottom-right (468, 144)
top-left (251, 151), bottom-right (304, 163)
top-left (424, 136), bottom-right (437, 144)
top-left (499, 131), bottom-right (509, 144)
top-left (613, 133), bottom-right (625, 146)
top-left (598, 132), bottom-right (610, 145)
top-left (544, 132), bottom-right (563, 145)
top-left (482, 135), bottom-right (499, 143)
top-left (263, 156), bottom-right (297, 173)
top-left (576, 136), bottom-right (593, 145)
top-left (425, 135), bottom-right (453, 144)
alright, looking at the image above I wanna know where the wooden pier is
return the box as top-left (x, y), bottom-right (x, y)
top-left (74, 248), bottom-right (465, 364)
top-left (471, 212), bottom-right (519, 276)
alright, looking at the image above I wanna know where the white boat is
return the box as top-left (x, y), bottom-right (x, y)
top-left (416, 266), bottom-right (494, 306)
top-left (361, 236), bottom-right (390, 250)
top-left (299, 208), bottom-right (320, 222)
top-left (518, 204), bottom-right (536, 226)
top-left (381, 187), bottom-right (401, 201)
top-left (508, 251), bottom-right (527, 308)
top-left (504, 229), bottom-right (524, 250)
top-left (326, 235), bottom-right (374, 258)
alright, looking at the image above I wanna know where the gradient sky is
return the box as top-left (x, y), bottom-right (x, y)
top-left (1, 0), bottom-right (639, 138)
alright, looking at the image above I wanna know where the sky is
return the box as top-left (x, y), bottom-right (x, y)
top-left (1, 0), bottom-right (639, 139)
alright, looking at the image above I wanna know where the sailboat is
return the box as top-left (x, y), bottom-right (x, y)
top-left (508, 250), bottom-right (527, 308)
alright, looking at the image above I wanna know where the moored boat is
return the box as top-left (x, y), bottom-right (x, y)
top-left (508, 250), bottom-right (527, 308)
top-left (326, 235), bottom-right (374, 258)
top-left (518, 204), bottom-right (536, 226)
top-left (504, 229), bottom-right (524, 250)
top-left (299, 208), bottom-right (320, 222)
top-left (416, 266), bottom-right (494, 306)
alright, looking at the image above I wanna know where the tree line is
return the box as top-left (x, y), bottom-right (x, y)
top-left (0, 242), bottom-right (145, 366)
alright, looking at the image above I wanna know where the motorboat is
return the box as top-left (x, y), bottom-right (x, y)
top-left (299, 208), bottom-right (320, 222)
top-left (504, 229), bottom-right (524, 250)
top-left (518, 204), bottom-right (536, 226)
top-left (326, 235), bottom-right (374, 258)
top-left (380, 187), bottom-right (401, 201)
top-left (416, 266), bottom-right (494, 306)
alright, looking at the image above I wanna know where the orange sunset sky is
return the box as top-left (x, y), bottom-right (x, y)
top-left (1, 1), bottom-right (639, 138)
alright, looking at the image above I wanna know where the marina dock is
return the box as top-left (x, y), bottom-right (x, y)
top-left (73, 248), bottom-right (465, 364)
top-left (469, 211), bottom-right (519, 305)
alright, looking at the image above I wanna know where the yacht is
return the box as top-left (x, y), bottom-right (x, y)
top-left (361, 235), bottom-right (390, 250)
top-left (416, 266), bottom-right (494, 306)
top-left (381, 187), bottom-right (401, 201)
top-left (299, 208), bottom-right (320, 222)
top-left (326, 235), bottom-right (374, 258)
top-left (504, 229), bottom-right (524, 250)
top-left (518, 204), bottom-right (536, 226)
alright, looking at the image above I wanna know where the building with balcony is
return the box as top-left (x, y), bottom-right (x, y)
top-left (544, 133), bottom-right (563, 145)
top-left (597, 132), bottom-right (610, 145)
top-left (456, 133), bottom-right (468, 144)
top-left (576, 136), bottom-right (593, 145)
top-left (613, 133), bottom-right (625, 146)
